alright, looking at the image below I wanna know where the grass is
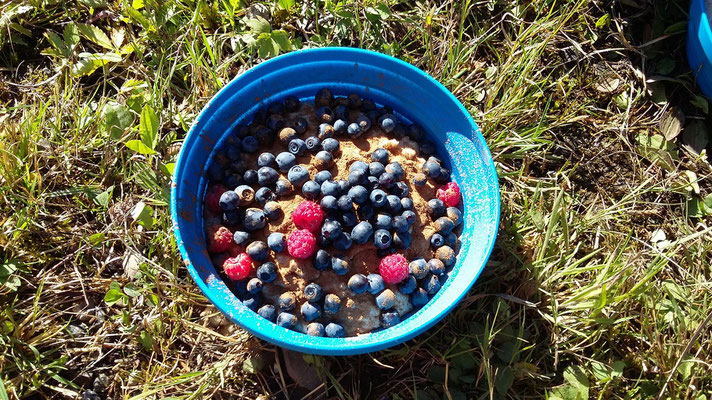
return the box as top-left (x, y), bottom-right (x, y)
top-left (1, 0), bottom-right (711, 398)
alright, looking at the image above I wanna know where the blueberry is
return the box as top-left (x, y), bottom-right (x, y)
top-left (367, 273), bottom-right (385, 294)
top-left (224, 174), bottom-right (242, 190)
top-left (369, 162), bottom-right (385, 177)
top-left (420, 141), bottom-right (436, 156)
top-left (422, 161), bottom-right (441, 178)
top-left (234, 185), bottom-right (254, 206)
top-left (375, 289), bottom-right (396, 310)
top-left (398, 276), bottom-right (417, 295)
top-left (348, 274), bottom-right (369, 294)
top-left (287, 165), bottom-right (309, 187)
top-left (372, 148), bottom-right (389, 164)
top-left (247, 240), bottom-right (268, 261)
top-left (318, 123), bottom-right (335, 139)
top-left (314, 170), bottom-right (332, 185)
top-left (402, 210), bottom-right (417, 225)
top-left (233, 230), bottom-right (250, 246)
top-left (321, 220), bottom-right (342, 239)
top-left (243, 208), bottom-right (266, 231)
top-left (374, 229), bottom-right (392, 249)
top-left (446, 207), bottom-right (462, 226)
top-left (409, 258), bottom-right (429, 279)
top-left (412, 173), bottom-right (427, 187)
top-left (252, 109), bottom-right (268, 124)
top-left (428, 198), bottom-right (445, 217)
top-left (386, 194), bottom-right (401, 213)
top-left (331, 254), bottom-right (350, 275)
top-left (350, 221), bottom-right (373, 244)
top-left (379, 173), bottom-right (395, 189)
top-left (241, 135), bottom-right (259, 153)
top-left (233, 124), bottom-right (249, 138)
top-left (323, 294), bottom-right (341, 314)
top-left (289, 138), bottom-right (307, 156)
top-left (428, 156), bottom-right (443, 166)
top-left (430, 233), bottom-right (445, 248)
top-left (337, 195), bottom-right (354, 211)
top-left (411, 288), bottom-right (429, 307)
top-left (393, 215), bottom-right (408, 233)
top-left (266, 114), bottom-right (285, 131)
top-left (315, 151), bottom-right (333, 169)
top-left (242, 293), bottom-right (261, 311)
top-left (401, 197), bottom-right (414, 210)
top-left (257, 304), bottom-right (276, 322)
top-left (275, 179), bottom-right (293, 196)
top-left (284, 95), bottom-right (300, 111)
top-left (207, 163), bottom-right (224, 182)
top-left (276, 152), bottom-right (296, 172)
top-left (370, 189), bottom-right (387, 207)
top-left (436, 246), bottom-right (456, 267)
top-left (407, 124), bottom-right (424, 141)
top-left (393, 182), bottom-right (409, 198)
top-left (325, 322), bottom-right (345, 338)
top-left (348, 185), bottom-right (368, 204)
top-left (256, 262), bottom-right (277, 283)
top-left (393, 231), bottom-right (411, 249)
top-left (301, 302), bottom-right (321, 322)
top-left (315, 106), bottom-right (334, 124)
top-left (321, 180), bottom-right (340, 197)
top-left (348, 170), bottom-right (367, 186)
top-left (267, 232), bottom-right (286, 253)
top-left (341, 211), bottom-right (358, 227)
top-left (321, 137), bottom-right (340, 154)
top-left (435, 167), bottom-right (451, 184)
top-left (230, 159), bottom-right (247, 175)
top-left (258, 152), bottom-right (276, 168)
top-left (304, 282), bottom-right (323, 302)
top-left (315, 88), bottom-right (333, 106)
top-left (306, 322), bottom-right (325, 336)
top-left (381, 312), bottom-right (400, 328)
top-left (276, 312), bottom-right (297, 329)
top-left (243, 169), bottom-right (258, 185)
top-left (225, 143), bottom-right (242, 161)
top-left (378, 114), bottom-right (397, 133)
top-left (423, 274), bottom-right (441, 295)
top-left (445, 232), bottom-right (457, 248)
top-left (428, 258), bottom-right (446, 275)
top-left (355, 114), bottom-right (371, 131)
top-left (302, 180), bottom-right (321, 200)
top-left (333, 232), bottom-right (352, 251)
top-left (333, 119), bottom-right (347, 135)
top-left (350, 204), bottom-right (370, 224)
top-left (257, 166), bottom-right (279, 187)
top-left (255, 187), bottom-right (275, 205)
top-left (347, 122), bottom-right (362, 138)
top-left (334, 104), bottom-right (349, 120)
top-left (291, 117), bottom-right (308, 134)
top-left (247, 278), bottom-right (263, 294)
top-left (435, 217), bottom-right (455, 235)
top-left (219, 191), bottom-right (239, 211)
top-left (278, 292), bottom-right (296, 311)
top-left (374, 214), bottom-right (393, 230)
top-left (233, 280), bottom-right (248, 294)
top-left (222, 210), bottom-right (241, 225)
top-left (350, 161), bottom-right (368, 174)
top-left (320, 195), bottom-right (338, 212)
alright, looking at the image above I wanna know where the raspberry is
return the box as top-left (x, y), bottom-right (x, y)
top-left (287, 229), bottom-right (317, 259)
top-left (205, 184), bottom-right (226, 213)
top-left (437, 182), bottom-right (461, 208)
top-left (207, 225), bottom-right (233, 253)
top-left (379, 253), bottom-right (409, 284)
top-left (292, 201), bottom-right (325, 232)
top-left (223, 253), bottom-right (253, 281)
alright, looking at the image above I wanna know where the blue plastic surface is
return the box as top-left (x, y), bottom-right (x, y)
top-left (170, 48), bottom-right (500, 355)
top-left (688, 0), bottom-right (712, 98)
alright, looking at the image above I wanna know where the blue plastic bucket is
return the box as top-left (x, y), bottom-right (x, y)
top-left (170, 48), bottom-right (500, 355)
top-left (688, 0), bottom-right (712, 97)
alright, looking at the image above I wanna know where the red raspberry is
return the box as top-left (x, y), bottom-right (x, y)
top-left (287, 229), bottom-right (317, 259)
top-left (292, 201), bottom-right (324, 233)
top-left (207, 225), bottom-right (233, 253)
top-left (379, 253), bottom-right (409, 284)
top-left (223, 253), bottom-right (253, 281)
top-left (205, 184), bottom-right (226, 213)
top-left (437, 182), bottom-right (461, 208)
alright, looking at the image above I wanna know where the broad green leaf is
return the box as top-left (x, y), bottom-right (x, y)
top-left (495, 366), bottom-right (514, 395)
top-left (375, 3), bottom-right (391, 19)
top-left (245, 17), bottom-right (271, 35)
top-left (659, 107), bottom-right (684, 141)
top-left (93, 185), bottom-right (113, 208)
top-left (270, 30), bottom-right (291, 51)
top-left (71, 58), bottom-right (102, 77)
top-left (611, 361), bottom-right (625, 378)
top-left (63, 23), bottom-right (79, 47)
top-left (159, 162), bottom-right (175, 176)
top-left (278, 0), bottom-right (294, 10)
top-left (125, 139), bottom-right (158, 155)
top-left (664, 21), bottom-right (687, 35)
top-left (635, 133), bottom-right (678, 171)
top-left (704, 194), bottom-right (712, 215)
top-left (690, 95), bottom-right (708, 114)
top-left (105, 288), bottom-right (124, 305)
top-left (44, 31), bottom-right (69, 57)
top-left (0, 260), bottom-right (19, 278)
top-left (242, 356), bottom-right (264, 373)
top-left (140, 105), bottom-right (159, 149)
top-left (103, 101), bottom-right (134, 139)
top-left (591, 361), bottom-right (610, 382)
top-left (78, 51), bottom-right (122, 62)
top-left (563, 365), bottom-right (589, 399)
top-left (682, 120), bottom-right (709, 155)
top-left (257, 34), bottom-right (280, 58)
top-left (426, 365), bottom-right (445, 383)
top-left (77, 23), bottom-right (114, 49)
top-left (111, 27), bottom-right (125, 48)
top-left (130, 201), bottom-right (154, 228)
top-left (687, 196), bottom-right (705, 218)
top-left (124, 284), bottom-right (141, 297)
top-left (132, 0), bottom-right (145, 9)
top-left (124, 6), bottom-right (154, 31)
top-left (595, 13), bottom-right (610, 29)
top-left (88, 232), bottom-right (105, 246)
top-left (139, 330), bottom-right (153, 350)
top-left (79, 0), bottom-right (109, 7)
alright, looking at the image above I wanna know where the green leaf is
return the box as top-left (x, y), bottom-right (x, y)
top-left (703, 194), bottom-right (712, 215)
top-left (375, 3), bottom-right (391, 19)
top-left (591, 361), bottom-right (610, 382)
top-left (656, 58), bottom-right (676, 75)
top-left (93, 185), bottom-right (113, 208)
top-left (0, 259), bottom-right (21, 292)
top-left (595, 13), bottom-right (611, 29)
top-left (611, 361), bottom-right (625, 378)
top-left (690, 95), bottom-right (709, 114)
top-left (63, 23), bottom-right (79, 47)
top-left (563, 365), bottom-right (590, 399)
top-left (659, 107), bottom-right (684, 141)
top-left (664, 21), bottom-right (687, 35)
top-left (140, 105), bottom-right (159, 149)
top-left (124, 284), bottom-right (141, 298)
top-left (71, 58), bottom-right (103, 77)
top-left (78, 51), bottom-right (122, 62)
top-left (257, 34), bottom-right (280, 58)
top-left (426, 365), bottom-right (446, 383)
top-left (130, 201), bottom-right (155, 228)
top-left (278, 0), bottom-right (294, 9)
top-left (159, 162), bottom-right (175, 176)
top-left (0, 375), bottom-right (9, 400)
top-left (687, 196), bottom-right (705, 218)
top-left (79, 0), bottom-right (109, 7)
top-left (105, 288), bottom-right (124, 305)
top-left (88, 232), bottom-right (105, 246)
top-left (495, 366), bottom-right (514, 394)
top-left (139, 330), bottom-right (153, 350)
top-left (242, 356), bottom-right (264, 373)
top-left (103, 101), bottom-right (134, 139)
top-left (125, 139), bottom-right (158, 155)
top-left (0, 259), bottom-right (19, 278)
top-left (635, 133), bottom-right (678, 171)
top-left (124, 6), bottom-right (154, 31)
top-left (44, 31), bottom-right (69, 57)
top-left (77, 23), bottom-right (114, 49)
top-left (245, 17), bottom-right (271, 35)
top-left (682, 120), bottom-right (709, 155)
top-left (270, 30), bottom-right (292, 51)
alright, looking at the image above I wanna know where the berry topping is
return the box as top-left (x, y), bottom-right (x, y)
top-left (223, 253), bottom-right (253, 281)
top-left (292, 201), bottom-right (325, 232)
top-left (287, 229), bottom-right (317, 259)
top-left (207, 225), bottom-right (233, 253)
top-left (437, 182), bottom-right (461, 207)
top-left (379, 253), bottom-right (409, 284)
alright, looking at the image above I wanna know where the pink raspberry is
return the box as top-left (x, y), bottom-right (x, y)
top-left (223, 253), bottom-right (253, 281)
top-left (205, 184), bottom-right (226, 213)
top-left (292, 201), bottom-right (324, 233)
top-left (437, 182), bottom-right (461, 208)
top-left (379, 254), bottom-right (409, 284)
top-left (287, 229), bottom-right (317, 259)
top-left (207, 225), bottom-right (233, 253)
